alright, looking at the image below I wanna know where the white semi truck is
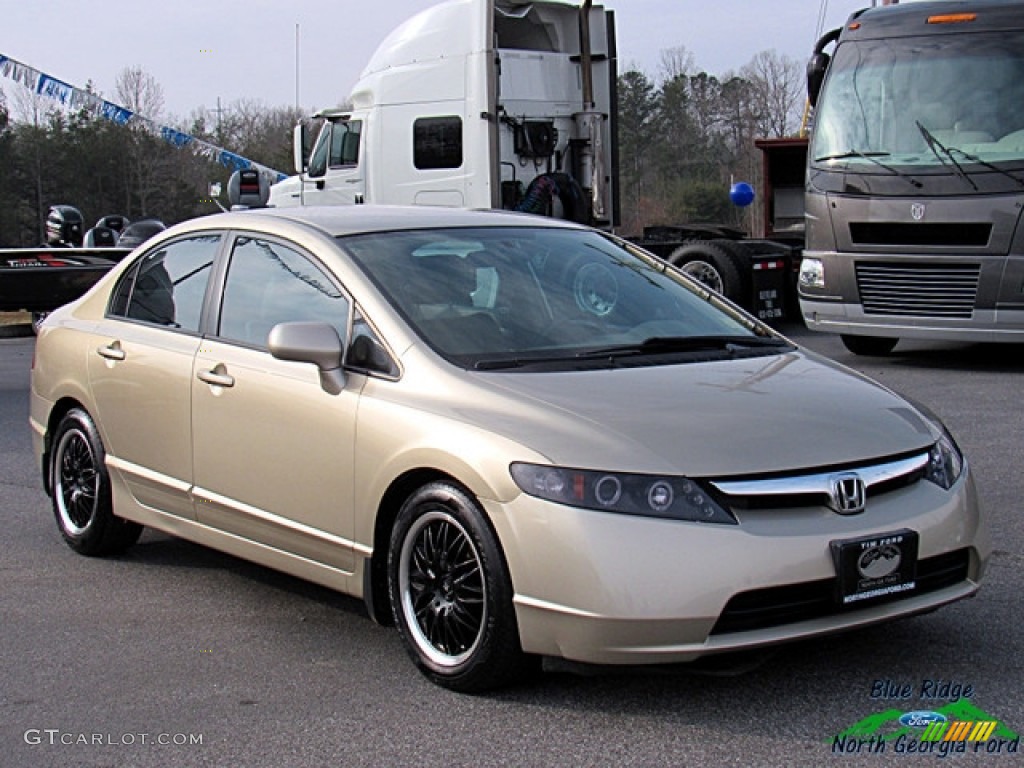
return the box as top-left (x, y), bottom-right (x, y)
top-left (270, 0), bottom-right (616, 228)
top-left (269, 0), bottom-right (803, 321)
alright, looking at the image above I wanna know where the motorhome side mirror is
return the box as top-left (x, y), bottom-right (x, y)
top-left (293, 123), bottom-right (308, 174)
top-left (807, 52), bottom-right (830, 108)
top-left (808, 27), bottom-right (841, 109)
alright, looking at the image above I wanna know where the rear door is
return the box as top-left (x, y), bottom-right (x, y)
top-left (86, 234), bottom-right (222, 519)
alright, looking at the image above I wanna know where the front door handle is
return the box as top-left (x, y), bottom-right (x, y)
top-left (96, 341), bottom-right (126, 361)
top-left (197, 365), bottom-right (235, 388)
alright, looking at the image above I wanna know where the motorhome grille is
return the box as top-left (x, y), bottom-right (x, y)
top-left (855, 262), bottom-right (980, 318)
top-left (710, 549), bottom-right (970, 636)
top-left (849, 223), bottom-right (991, 247)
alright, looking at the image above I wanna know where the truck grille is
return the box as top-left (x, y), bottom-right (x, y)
top-left (849, 223), bottom-right (990, 247)
top-left (855, 262), bottom-right (980, 318)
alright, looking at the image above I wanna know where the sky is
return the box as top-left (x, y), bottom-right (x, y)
top-left (1, 0), bottom-right (872, 122)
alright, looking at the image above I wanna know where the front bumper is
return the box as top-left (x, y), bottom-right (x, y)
top-left (486, 470), bottom-right (988, 665)
top-left (800, 296), bottom-right (1024, 342)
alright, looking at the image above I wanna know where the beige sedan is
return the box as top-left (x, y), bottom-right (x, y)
top-left (30, 206), bottom-right (989, 691)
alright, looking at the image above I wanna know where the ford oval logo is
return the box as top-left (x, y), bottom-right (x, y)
top-left (899, 711), bottom-right (948, 728)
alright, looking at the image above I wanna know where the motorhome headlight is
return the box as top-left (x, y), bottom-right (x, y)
top-left (799, 258), bottom-right (826, 289)
top-left (924, 432), bottom-right (964, 490)
top-left (510, 463), bottom-right (737, 524)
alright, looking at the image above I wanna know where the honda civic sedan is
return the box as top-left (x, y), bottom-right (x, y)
top-left (30, 205), bottom-right (989, 691)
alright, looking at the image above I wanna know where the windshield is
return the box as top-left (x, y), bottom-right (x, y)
top-left (342, 227), bottom-right (785, 370)
top-left (812, 30), bottom-right (1024, 171)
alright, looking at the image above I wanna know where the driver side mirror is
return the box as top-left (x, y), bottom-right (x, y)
top-left (268, 321), bottom-right (346, 394)
top-left (292, 123), bottom-right (308, 175)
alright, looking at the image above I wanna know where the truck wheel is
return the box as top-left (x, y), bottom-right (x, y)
top-left (667, 241), bottom-right (746, 305)
top-left (840, 335), bottom-right (899, 356)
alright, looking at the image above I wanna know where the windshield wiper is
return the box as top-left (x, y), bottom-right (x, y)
top-left (576, 335), bottom-right (792, 359)
top-left (472, 335), bottom-right (792, 370)
top-left (815, 149), bottom-right (923, 189)
top-left (916, 121), bottom-right (979, 191)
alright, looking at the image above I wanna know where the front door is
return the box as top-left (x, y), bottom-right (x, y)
top-left (190, 233), bottom-right (362, 573)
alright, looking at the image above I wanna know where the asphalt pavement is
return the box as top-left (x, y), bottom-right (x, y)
top-left (1, 327), bottom-right (1021, 768)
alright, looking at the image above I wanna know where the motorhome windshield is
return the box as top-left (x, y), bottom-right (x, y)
top-left (811, 30), bottom-right (1024, 172)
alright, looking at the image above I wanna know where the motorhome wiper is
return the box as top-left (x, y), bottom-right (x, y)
top-left (815, 149), bottom-right (923, 189)
top-left (916, 122), bottom-right (979, 191)
top-left (947, 146), bottom-right (1024, 189)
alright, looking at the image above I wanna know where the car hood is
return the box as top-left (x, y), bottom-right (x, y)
top-left (456, 349), bottom-right (939, 478)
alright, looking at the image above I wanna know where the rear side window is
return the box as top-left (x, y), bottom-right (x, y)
top-left (414, 116), bottom-right (463, 169)
top-left (217, 236), bottom-right (350, 348)
top-left (109, 235), bottom-right (220, 332)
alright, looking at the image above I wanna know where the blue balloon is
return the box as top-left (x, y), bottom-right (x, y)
top-left (730, 181), bottom-right (755, 207)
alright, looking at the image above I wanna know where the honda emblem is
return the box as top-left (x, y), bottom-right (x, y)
top-left (830, 473), bottom-right (867, 515)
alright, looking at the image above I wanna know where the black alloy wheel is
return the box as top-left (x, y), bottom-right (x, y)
top-left (51, 408), bottom-right (142, 556)
top-left (388, 481), bottom-right (534, 692)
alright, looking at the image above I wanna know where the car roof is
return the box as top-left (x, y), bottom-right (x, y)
top-left (193, 205), bottom-right (586, 239)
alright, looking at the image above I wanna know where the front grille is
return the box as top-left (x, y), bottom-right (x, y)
top-left (709, 549), bottom-right (970, 636)
top-left (849, 222), bottom-right (991, 247)
top-left (855, 262), bottom-right (980, 318)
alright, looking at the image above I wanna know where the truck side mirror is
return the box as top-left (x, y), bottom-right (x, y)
top-left (293, 123), bottom-right (308, 174)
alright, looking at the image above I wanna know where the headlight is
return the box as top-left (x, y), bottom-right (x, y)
top-left (923, 432), bottom-right (964, 490)
top-left (799, 258), bottom-right (825, 289)
top-left (509, 463), bottom-right (737, 524)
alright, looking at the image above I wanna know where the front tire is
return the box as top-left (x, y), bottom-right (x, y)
top-left (668, 240), bottom-right (747, 305)
top-left (51, 408), bottom-right (142, 556)
top-left (388, 481), bottom-right (532, 692)
top-left (841, 334), bottom-right (899, 356)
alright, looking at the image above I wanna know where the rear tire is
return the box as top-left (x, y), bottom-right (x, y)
top-left (51, 408), bottom-right (142, 556)
top-left (388, 481), bottom-right (534, 692)
top-left (840, 335), bottom-right (899, 356)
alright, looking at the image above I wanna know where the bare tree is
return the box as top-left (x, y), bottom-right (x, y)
top-left (114, 66), bottom-right (169, 215)
top-left (658, 45), bottom-right (696, 85)
top-left (115, 66), bottom-right (165, 119)
top-left (740, 50), bottom-right (803, 138)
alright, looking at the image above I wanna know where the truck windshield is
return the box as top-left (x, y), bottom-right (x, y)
top-left (812, 30), bottom-right (1024, 172)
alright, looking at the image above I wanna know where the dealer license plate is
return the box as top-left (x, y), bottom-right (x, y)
top-left (830, 529), bottom-right (919, 606)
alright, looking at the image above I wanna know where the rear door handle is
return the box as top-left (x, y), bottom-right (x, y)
top-left (197, 365), bottom-right (235, 388)
top-left (97, 342), bottom-right (126, 361)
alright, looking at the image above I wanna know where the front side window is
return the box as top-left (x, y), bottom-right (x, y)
top-left (217, 236), bottom-right (350, 348)
top-left (109, 235), bottom-right (220, 332)
top-left (329, 120), bottom-right (362, 168)
top-left (307, 123), bottom-right (330, 178)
